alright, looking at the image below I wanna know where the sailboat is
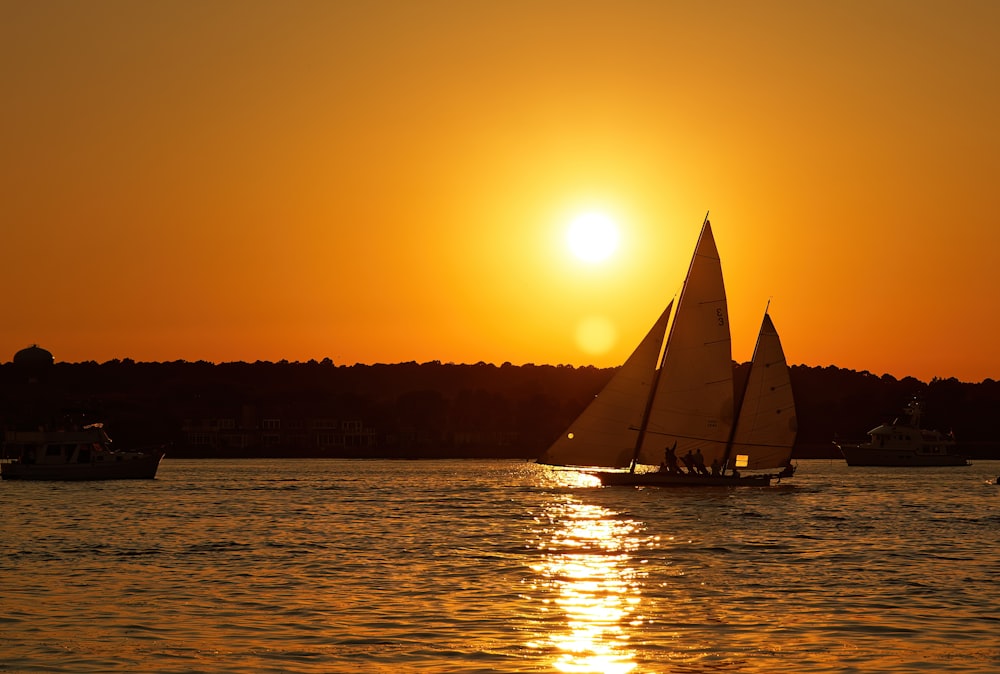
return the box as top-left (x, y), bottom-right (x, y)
top-left (539, 215), bottom-right (797, 487)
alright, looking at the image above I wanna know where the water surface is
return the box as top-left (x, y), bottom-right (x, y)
top-left (2, 459), bottom-right (998, 672)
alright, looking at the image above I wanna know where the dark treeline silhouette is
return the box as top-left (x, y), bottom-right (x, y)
top-left (2, 357), bottom-right (998, 460)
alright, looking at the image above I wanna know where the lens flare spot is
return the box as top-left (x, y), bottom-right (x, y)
top-left (576, 316), bottom-right (616, 356)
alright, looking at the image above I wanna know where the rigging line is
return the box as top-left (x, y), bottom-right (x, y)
top-left (635, 428), bottom-right (732, 443)
top-left (637, 426), bottom-right (792, 451)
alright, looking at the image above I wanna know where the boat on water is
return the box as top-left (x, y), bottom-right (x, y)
top-left (538, 214), bottom-right (797, 487)
top-left (1, 424), bottom-right (165, 481)
top-left (836, 399), bottom-right (970, 467)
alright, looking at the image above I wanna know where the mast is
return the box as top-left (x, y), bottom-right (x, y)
top-left (723, 302), bottom-right (770, 474)
top-left (628, 211), bottom-right (711, 472)
top-left (628, 300), bottom-right (673, 473)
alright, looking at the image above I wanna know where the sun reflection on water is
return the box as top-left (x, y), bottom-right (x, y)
top-left (529, 498), bottom-right (646, 674)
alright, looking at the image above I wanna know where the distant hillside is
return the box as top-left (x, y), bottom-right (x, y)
top-left (1, 359), bottom-right (998, 459)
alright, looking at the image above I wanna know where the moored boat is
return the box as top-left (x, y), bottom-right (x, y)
top-left (1, 424), bottom-right (165, 481)
top-left (836, 399), bottom-right (970, 467)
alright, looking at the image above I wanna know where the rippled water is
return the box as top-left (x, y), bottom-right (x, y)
top-left (2, 459), bottom-right (999, 673)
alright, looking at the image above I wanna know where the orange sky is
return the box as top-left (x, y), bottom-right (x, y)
top-left (3, 1), bottom-right (998, 383)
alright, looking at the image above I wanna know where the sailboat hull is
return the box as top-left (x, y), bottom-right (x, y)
top-left (591, 470), bottom-right (775, 487)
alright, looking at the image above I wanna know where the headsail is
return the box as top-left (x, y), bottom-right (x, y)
top-left (728, 313), bottom-right (797, 470)
top-left (636, 220), bottom-right (734, 468)
top-left (538, 301), bottom-right (673, 468)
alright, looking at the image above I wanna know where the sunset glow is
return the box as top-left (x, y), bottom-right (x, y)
top-left (2, 2), bottom-right (999, 382)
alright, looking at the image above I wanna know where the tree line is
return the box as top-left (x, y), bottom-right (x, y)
top-left (2, 359), bottom-right (998, 459)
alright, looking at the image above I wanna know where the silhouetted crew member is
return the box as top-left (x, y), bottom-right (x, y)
top-left (660, 442), bottom-right (680, 474)
top-left (693, 448), bottom-right (709, 475)
top-left (681, 449), bottom-right (696, 474)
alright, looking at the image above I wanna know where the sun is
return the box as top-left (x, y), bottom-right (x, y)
top-left (566, 212), bottom-right (620, 263)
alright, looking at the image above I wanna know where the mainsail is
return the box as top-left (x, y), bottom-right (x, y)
top-left (538, 302), bottom-right (673, 467)
top-left (728, 313), bottom-right (797, 470)
top-left (635, 220), bottom-right (733, 468)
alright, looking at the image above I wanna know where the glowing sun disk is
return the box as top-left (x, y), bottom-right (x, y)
top-left (567, 213), bottom-right (620, 262)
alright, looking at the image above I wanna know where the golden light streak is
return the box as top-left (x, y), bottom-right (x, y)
top-left (529, 499), bottom-right (644, 673)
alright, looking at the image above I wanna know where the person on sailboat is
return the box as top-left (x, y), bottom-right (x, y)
top-left (659, 442), bottom-right (680, 474)
top-left (681, 450), bottom-right (696, 474)
top-left (710, 457), bottom-right (722, 476)
top-left (693, 448), bottom-right (709, 475)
